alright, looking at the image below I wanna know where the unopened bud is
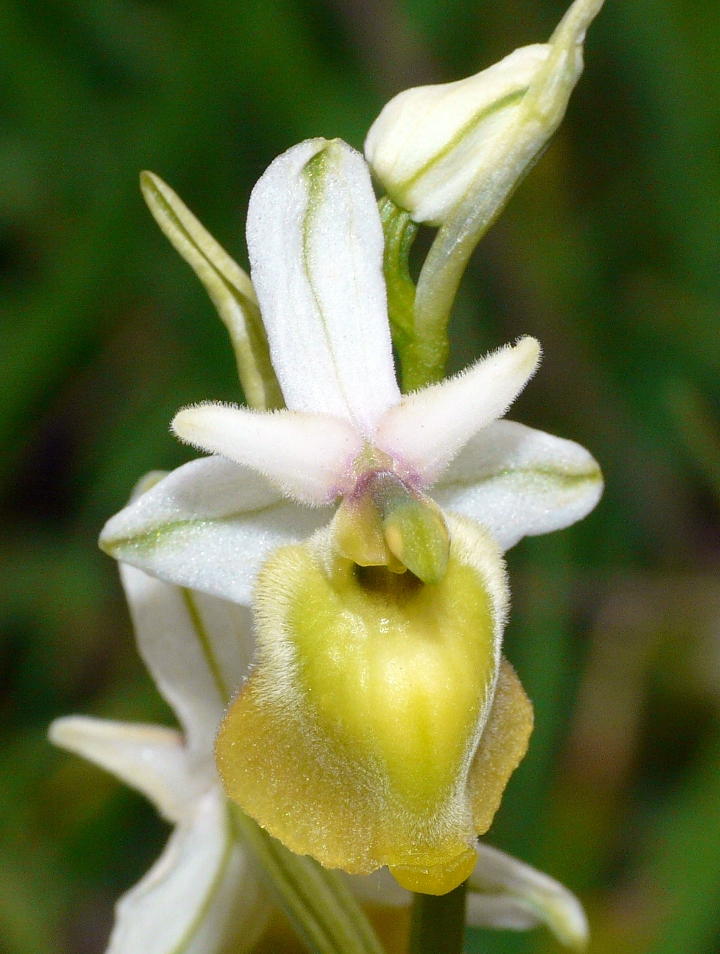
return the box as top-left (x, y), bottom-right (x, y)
top-left (365, 0), bottom-right (604, 226)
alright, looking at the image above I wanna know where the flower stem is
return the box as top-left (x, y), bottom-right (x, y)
top-left (408, 882), bottom-right (468, 954)
top-left (380, 197), bottom-right (449, 391)
top-left (413, 0), bottom-right (605, 352)
top-left (231, 807), bottom-right (386, 954)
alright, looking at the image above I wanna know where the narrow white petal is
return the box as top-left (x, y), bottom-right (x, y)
top-left (49, 716), bottom-right (200, 822)
top-left (172, 404), bottom-right (361, 504)
top-left (100, 456), bottom-right (329, 605)
top-left (108, 789), bottom-right (270, 954)
top-left (468, 843), bottom-right (588, 949)
top-left (375, 337), bottom-right (540, 485)
top-left (119, 564), bottom-right (254, 764)
top-left (247, 138), bottom-right (399, 432)
top-left (433, 419), bottom-right (602, 550)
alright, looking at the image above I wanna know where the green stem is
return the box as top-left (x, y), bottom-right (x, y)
top-left (232, 808), bottom-right (386, 954)
top-left (379, 196), bottom-right (448, 390)
top-left (413, 0), bottom-right (605, 366)
top-left (408, 882), bottom-right (467, 954)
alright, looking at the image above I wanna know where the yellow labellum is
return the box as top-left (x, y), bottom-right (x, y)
top-left (216, 514), bottom-right (532, 894)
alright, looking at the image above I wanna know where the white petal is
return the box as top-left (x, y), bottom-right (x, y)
top-left (49, 716), bottom-right (201, 822)
top-left (119, 563), bottom-right (254, 764)
top-left (433, 419), bottom-right (602, 550)
top-left (468, 843), bottom-right (588, 949)
top-left (247, 138), bottom-right (399, 432)
top-left (99, 456), bottom-right (329, 605)
top-left (375, 337), bottom-right (540, 485)
top-left (172, 404), bottom-right (361, 504)
top-left (108, 789), bottom-right (270, 954)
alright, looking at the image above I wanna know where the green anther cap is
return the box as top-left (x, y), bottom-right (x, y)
top-left (370, 473), bottom-right (450, 584)
top-left (332, 471), bottom-right (450, 584)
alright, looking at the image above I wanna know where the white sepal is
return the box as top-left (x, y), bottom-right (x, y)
top-left (433, 419), bottom-right (602, 550)
top-left (365, 45), bottom-right (549, 225)
top-left (99, 456), bottom-right (329, 605)
top-left (468, 843), bottom-right (588, 949)
top-left (247, 138), bottom-right (399, 431)
top-left (107, 789), bottom-right (270, 954)
top-left (119, 564), bottom-right (253, 764)
top-left (48, 717), bottom-right (200, 823)
top-left (172, 404), bottom-right (361, 504)
top-left (376, 337), bottom-right (540, 484)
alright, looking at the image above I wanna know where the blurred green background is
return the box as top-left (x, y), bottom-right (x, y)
top-left (2, 0), bottom-right (719, 952)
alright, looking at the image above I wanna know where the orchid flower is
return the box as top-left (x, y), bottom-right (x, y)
top-left (50, 519), bottom-right (588, 952)
top-left (51, 478), bottom-right (270, 953)
top-left (98, 137), bottom-right (601, 897)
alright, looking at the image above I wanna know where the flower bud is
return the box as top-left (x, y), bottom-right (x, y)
top-left (365, 0), bottom-right (603, 226)
top-left (216, 514), bottom-right (533, 895)
top-left (365, 45), bottom-right (548, 226)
